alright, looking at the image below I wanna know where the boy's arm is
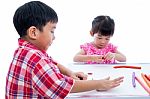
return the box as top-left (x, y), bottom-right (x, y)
top-left (51, 59), bottom-right (75, 77)
top-left (70, 76), bottom-right (124, 93)
top-left (56, 63), bottom-right (74, 76)
top-left (32, 59), bottom-right (74, 98)
top-left (52, 58), bottom-right (87, 80)
top-left (56, 63), bottom-right (87, 80)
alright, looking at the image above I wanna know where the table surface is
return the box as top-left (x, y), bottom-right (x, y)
top-left (66, 63), bottom-right (150, 99)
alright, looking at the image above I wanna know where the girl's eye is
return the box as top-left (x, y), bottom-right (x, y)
top-left (95, 37), bottom-right (102, 39)
top-left (98, 37), bottom-right (102, 39)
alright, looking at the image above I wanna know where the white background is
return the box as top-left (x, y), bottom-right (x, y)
top-left (0, 0), bottom-right (150, 98)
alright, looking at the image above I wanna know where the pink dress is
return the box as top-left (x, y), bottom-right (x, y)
top-left (80, 42), bottom-right (117, 64)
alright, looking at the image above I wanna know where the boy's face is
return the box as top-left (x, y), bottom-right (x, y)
top-left (35, 22), bottom-right (57, 51)
top-left (93, 33), bottom-right (111, 49)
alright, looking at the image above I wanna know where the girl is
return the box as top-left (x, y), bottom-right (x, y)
top-left (73, 15), bottom-right (126, 64)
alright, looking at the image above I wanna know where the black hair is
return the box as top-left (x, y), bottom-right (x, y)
top-left (13, 1), bottom-right (58, 37)
top-left (91, 15), bottom-right (115, 36)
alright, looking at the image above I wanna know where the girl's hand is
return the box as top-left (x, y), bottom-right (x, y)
top-left (96, 76), bottom-right (124, 91)
top-left (104, 52), bottom-right (115, 61)
top-left (91, 55), bottom-right (104, 63)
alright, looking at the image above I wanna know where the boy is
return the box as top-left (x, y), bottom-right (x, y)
top-left (6, 1), bottom-right (124, 99)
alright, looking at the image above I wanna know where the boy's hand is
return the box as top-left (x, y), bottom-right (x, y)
top-left (96, 76), bottom-right (124, 91)
top-left (70, 72), bottom-right (88, 80)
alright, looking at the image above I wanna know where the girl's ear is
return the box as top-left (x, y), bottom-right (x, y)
top-left (90, 31), bottom-right (94, 36)
top-left (27, 26), bottom-right (38, 40)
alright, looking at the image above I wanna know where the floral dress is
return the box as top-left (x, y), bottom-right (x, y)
top-left (80, 42), bottom-right (117, 64)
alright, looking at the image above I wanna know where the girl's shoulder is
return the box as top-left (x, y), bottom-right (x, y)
top-left (107, 43), bottom-right (117, 48)
top-left (105, 43), bottom-right (117, 52)
top-left (80, 42), bottom-right (95, 51)
top-left (80, 42), bottom-right (93, 48)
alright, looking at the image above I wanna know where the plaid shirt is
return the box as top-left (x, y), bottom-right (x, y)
top-left (6, 39), bottom-right (74, 99)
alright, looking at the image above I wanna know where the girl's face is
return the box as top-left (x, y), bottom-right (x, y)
top-left (93, 33), bottom-right (111, 49)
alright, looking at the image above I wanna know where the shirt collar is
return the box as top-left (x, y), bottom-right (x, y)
top-left (18, 38), bottom-right (47, 54)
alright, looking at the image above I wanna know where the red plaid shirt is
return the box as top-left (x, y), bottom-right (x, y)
top-left (6, 39), bottom-right (74, 99)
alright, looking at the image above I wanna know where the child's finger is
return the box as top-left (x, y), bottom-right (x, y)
top-left (77, 72), bottom-right (88, 80)
top-left (102, 76), bottom-right (110, 80)
top-left (113, 77), bottom-right (124, 82)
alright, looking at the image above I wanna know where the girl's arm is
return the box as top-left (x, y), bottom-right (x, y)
top-left (73, 49), bottom-right (103, 62)
top-left (73, 49), bottom-right (89, 62)
top-left (114, 50), bottom-right (126, 62)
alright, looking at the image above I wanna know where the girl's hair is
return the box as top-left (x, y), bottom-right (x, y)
top-left (13, 1), bottom-right (58, 37)
top-left (91, 15), bottom-right (115, 36)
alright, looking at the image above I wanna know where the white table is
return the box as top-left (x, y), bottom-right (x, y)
top-left (66, 63), bottom-right (150, 99)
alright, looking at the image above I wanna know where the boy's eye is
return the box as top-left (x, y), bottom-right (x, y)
top-left (51, 31), bottom-right (54, 34)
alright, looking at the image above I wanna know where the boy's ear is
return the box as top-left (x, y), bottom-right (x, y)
top-left (27, 26), bottom-right (38, 40)
top-left (90, 31), bottom-right (94, 36)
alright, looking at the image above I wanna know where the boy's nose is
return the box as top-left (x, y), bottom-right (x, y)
top-left (52, 35), bottom-right (55, 40)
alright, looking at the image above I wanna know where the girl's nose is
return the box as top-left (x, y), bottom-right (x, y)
top-left (101, 40), bottom-right (106, 44)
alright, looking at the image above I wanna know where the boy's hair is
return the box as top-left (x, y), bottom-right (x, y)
top-left (13, 1), bottom-right (58, 37)
top-left (91, 15), bottom-right (115, 36)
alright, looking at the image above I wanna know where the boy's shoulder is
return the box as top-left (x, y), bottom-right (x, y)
top-left (17, 46), bottom-right (43, 59)
top-left (18, 39), bottom-right (48, 58)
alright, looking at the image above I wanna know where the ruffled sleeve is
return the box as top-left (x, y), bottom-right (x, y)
top-left (107, 43), bottom-right (117, 53)
top-left (80, 43), bottom-right (89, 54)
